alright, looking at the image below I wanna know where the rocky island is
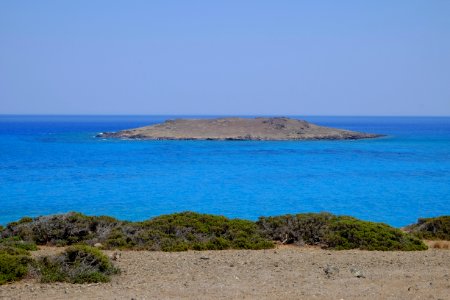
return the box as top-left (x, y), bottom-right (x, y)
top-left (97, 117), bottom-right (383, 140)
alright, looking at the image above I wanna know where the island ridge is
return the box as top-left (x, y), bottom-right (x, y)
top-left (97, 117), bottom-right (383, 140)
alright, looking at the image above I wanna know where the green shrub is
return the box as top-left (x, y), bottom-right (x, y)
top-left (104, 228), bottom-right (135, 249)
top-left (18, 217), bottom-right (33, 224)
top-left (257, 213), bottom-right (427, 251)
top-left (405, 216), bottom-right (450, 240)
top-left (3, 211), bottom-right (272, 251)
top-left (0, 245), bottom-right (30, 257)
top-left (326, 216), bottom-right (427, 251)
top-left (132, 212), bottom-right (274, 251)
top-left (0, 237), bottom-right (37, 251)
top-left (0, 238), bottom-right (119, 285)
top-left (0, 246), bottom-right (32, 285)
top-left (37, 245), bottom-right (119, 283)
top-left (3, 211), bottom-right (432, 252)
top-left (4, 217), bottom-right (33, 229)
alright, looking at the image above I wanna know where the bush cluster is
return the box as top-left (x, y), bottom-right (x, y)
top-left (36, 245), bottom-right (119, 283)
top-left (128, 212), bottom-right (274, 251)
top-left (3, 211), bottom-right (443, 286)
top-left (0, 236), bottom-right (119, 285)
top-left (0, 237), bottom-right (37, 251)
top-left (0, 238), bottom-right (36, 284)
top-left (405, 216), bottom-right (450, 240)
top-left (2, 212), bottom-right (274, 251)
top-left (256, 213), bottom-right (333, 246)
top-left (257, 213), bottom-right (427, 251)
top-left (0, 246), bottom-right (32, 284)
top-left (3, 211), bottom-right (433, 252)
top-left (326, 216), bottom-right (427, 251)
top-left (2, 213), bottom-right (122, 246)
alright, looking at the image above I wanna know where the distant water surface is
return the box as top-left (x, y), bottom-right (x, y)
top-left (0, 115), bottom-right (449, 227)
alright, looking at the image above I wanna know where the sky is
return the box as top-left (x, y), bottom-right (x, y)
top-left (0, 1), bottom-right (449, 116)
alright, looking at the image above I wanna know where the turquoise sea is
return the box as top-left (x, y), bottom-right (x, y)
top-left (0, 116), bottom-right (449, 227)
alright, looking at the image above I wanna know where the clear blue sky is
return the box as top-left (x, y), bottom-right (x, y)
top-left (1, 1), bottom-right (449, 115)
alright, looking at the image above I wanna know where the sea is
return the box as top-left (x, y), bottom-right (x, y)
top-left (0, 115), bottom-right (449, 227)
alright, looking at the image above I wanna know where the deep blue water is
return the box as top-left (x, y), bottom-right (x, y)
top-left (1, 115), bottom-right (449, 227)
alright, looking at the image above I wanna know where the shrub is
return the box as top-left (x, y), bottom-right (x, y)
top-left (405, 216), bottom-right (450, 240)
top-left (3, 211), bottom-right (431, 252)
top-left (326, 216), bottom-right (427, 251)
top-left (2, 212), bottom-right (121, 246)
top-left (37, 245), bottom-right (119, 283)
top-left (0, 246), bottom-right (33, 285)
top-left (132, 212), bottom-right (274, 251)
top-left (257, 213), bottom-right (427, 251)
top-left (2, 212), bottom-right (274, 251)
top-left (104, 228), bottom-right (135, 249)
top-left (17, 217), bottom-right (33, 224)
top-left (0, 237), bottom-right (118, 285)
top-left (0, 237), bottom-right (37, 251)
top-left (257, 213), bottom-right (333, 246)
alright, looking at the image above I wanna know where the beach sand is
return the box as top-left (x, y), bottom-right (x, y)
top-left (1, 245), bottom-right (449, 300)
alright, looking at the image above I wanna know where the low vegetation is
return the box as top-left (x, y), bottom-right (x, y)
top-left (257, 213), bottom-right (427, 251)
top-left (127, 212), bottom-right (274, 251)
top-left (0, 245), bottom-right (33, 285)
top-left (0, 245), bottom-right (119, 285)
top-left (0, 236), bottom-right (118, 285)
top-left (326, 216), bottom-right (427, 251)
top-left (36, 245), bottom-right (119, 283)
top-left (2, 212), bottom-right (274, 251)
top-left (405, 216), bottom-right (450, 240)
top-left (256, 213), bottom-right (333, 246)
top-left (2, 212), bottom-right (430, 251)
top-left (3, 211), bottom-right (444, 286)
top-left (0, 237), bottom-right (37, 251)
top-left (0, 236), bottom-right (37, 284)
top-left (2, 213), bottom-right (122, 246)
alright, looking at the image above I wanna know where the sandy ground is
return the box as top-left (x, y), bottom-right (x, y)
top-left (1, 245), bottom-right (449, 300)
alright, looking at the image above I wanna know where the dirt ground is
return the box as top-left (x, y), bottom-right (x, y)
top-left (1, 245), bottom-right (449, 300)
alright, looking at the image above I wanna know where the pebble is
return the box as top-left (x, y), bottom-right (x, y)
top-left (350, 267), bottom-right (365, 278)
top-left (324, 265), bottom-right (339, 278)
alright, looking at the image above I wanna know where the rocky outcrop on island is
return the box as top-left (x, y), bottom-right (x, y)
top-left (97, 117), bottom-right (383, 140)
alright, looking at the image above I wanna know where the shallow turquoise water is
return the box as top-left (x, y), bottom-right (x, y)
top-left (0, 116), bottom-right (449, 227)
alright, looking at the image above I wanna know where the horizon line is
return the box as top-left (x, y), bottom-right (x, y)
top-left (1, 113), bottom-right (450, 118)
